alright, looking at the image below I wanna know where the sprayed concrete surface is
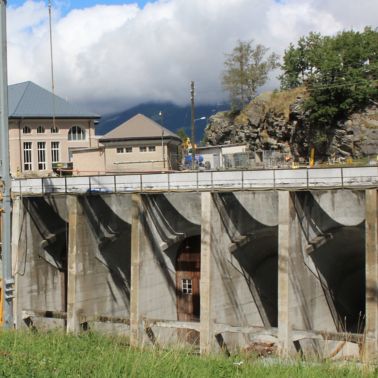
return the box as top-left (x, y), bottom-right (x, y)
top-left (11, 188), bottom-right (377, 360)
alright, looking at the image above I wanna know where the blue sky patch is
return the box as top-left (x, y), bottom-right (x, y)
top-left (8, 0), bottom-right (156, 11)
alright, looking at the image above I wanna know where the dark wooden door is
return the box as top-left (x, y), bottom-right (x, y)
top-left (176, 236), bottom-right (201, 343)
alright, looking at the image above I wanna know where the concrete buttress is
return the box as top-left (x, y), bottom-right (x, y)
top-left (364, 189), bottom-right (378, 362)
top-left (67, 195), bottom-right (81, 333)
top-left (278, 191), bottom-right (295, 356)
top-left (200, 192), bottom-right (214, 354)
top-left (130, 193), bottom-right (142, 347)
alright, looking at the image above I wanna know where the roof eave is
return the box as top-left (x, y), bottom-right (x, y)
top-left (99, 136), bottom-right (182, 143)
top-left (9, 115), bottom-right (101, 119)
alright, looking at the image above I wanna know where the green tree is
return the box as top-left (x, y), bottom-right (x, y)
top-left (281, 28), bottom-right (378, 127)
top-left (222, 40), bottom-right (279, 108)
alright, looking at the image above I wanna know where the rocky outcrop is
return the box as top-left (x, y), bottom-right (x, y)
top-left (203, 88), bottom-right (378, 162)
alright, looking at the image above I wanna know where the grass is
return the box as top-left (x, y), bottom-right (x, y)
top-left (0, 330), bottom-right (375, 377)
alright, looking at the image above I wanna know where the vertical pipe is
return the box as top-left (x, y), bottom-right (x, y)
top-left (0, 0), bottom-right (14, 328)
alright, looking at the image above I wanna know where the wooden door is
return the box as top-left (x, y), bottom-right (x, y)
top-left (176, 236), bottom-right (201, 343)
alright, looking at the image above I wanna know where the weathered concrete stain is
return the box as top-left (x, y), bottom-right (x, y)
top-left (11, 189), bottom-right (377, 361)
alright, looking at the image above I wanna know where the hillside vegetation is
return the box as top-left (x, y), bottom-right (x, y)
top-left (205, 28), bottom-right (378, 162)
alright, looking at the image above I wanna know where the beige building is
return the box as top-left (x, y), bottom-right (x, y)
top-left (8, 81), bottom-right (99, 176)
top-left (73, 114), bottom-right (182, 174)
top-left (196, 143), bottom-right (248, 169)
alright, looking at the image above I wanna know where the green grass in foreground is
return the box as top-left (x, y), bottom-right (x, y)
top-left (0, 330), bottom-right (375, 377)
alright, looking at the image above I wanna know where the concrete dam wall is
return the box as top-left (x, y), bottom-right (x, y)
top-left (11, 188), bottom-right (377, 360)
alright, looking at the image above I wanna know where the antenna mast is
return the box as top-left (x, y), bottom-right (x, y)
top-left (48, 0), bottom-right (56, 129)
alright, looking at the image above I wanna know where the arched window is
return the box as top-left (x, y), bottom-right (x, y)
top-left (22, 126), bottom-right (31, 134)
top-left (37, 126), bottom-right (45, 134)
top-left (51, 126), bottom-right (59, 133)
top-left (68, 126), bottom-right (86, 141)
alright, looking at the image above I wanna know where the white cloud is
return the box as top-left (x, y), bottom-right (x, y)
top-left (6, 0), bottom-right (378, 114)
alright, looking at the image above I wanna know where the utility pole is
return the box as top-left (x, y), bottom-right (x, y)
top-left (159, 111), bottom-right (165, 169)
top-left (0, 0), bottom-right (13, 328)
top-left (190, 81), bottom-right (195, 170)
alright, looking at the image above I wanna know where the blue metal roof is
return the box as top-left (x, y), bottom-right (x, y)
top-left (8, 81), bottom-right (100, 119)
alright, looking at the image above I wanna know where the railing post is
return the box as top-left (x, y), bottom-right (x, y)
top-left (114, 175), bottom-right (117, 193)
top-left (241, 170), bottom-right (244, 191)
top-left (341, 167), bottom-right (344, 188)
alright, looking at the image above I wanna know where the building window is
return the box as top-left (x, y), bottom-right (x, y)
top-left (117, 147), bottom-right (132, 153)
top-left (22, 126), bottom-right (31, 134)
top-left (139, 146), bottom-right (147, 152)
top-left (51, 126), bottom-right (59, 133)
top-left (51, 142), bottom-right (60, 163)
top-left (23, 142), bottom-right (32, 171)
top-left (37, 126), bottom-right (45, 134)
top-left (68, 126), bottom-right (86, 141)
top-left (148, 146), bottom-right (156, 152)
top-left (182, 279), bottom-right (192, 294)
top-left (37, 142), bottom-right (46, 170)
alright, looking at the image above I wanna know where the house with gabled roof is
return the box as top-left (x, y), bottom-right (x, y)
top-left (72, 114), bottom-right (182, 174)
top-left (8, 81), bottom-right (100, 176)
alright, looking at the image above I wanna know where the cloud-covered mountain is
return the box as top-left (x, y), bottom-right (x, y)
top-left (96, 102), bottom-right (228, 143)
top-left (7, 1), bottom-right (378, 114)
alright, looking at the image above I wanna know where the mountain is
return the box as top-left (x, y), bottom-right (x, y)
top-left (96, 102), bottom-right (228, 143)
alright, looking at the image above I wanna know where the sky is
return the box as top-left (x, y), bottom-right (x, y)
top-left (8, 1), bottom-right (155, 13)
top-left (5, 0), bottom-right (378, 115)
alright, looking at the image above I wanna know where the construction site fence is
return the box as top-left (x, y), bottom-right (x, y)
top-left (222, 151), bottom-right (378, 170)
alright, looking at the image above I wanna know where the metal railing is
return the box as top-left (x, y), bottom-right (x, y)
top-left (11, 166), bottom-right (378, 196)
